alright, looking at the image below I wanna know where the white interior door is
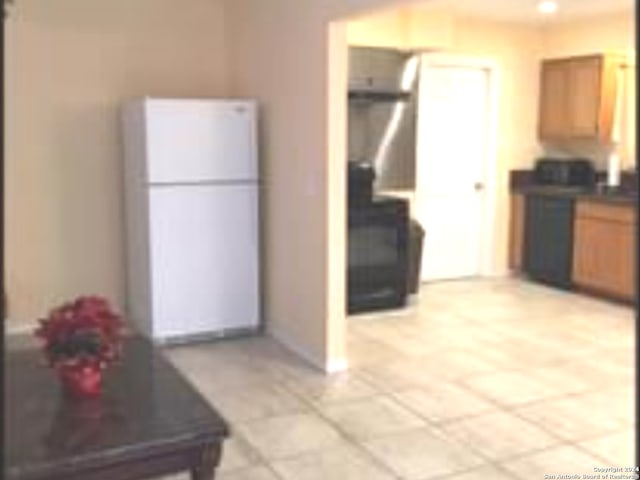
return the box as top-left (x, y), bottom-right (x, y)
top-left (416, 57), bottom-right (491, 282)
top-left (148, 184), bottom-right (259, 339)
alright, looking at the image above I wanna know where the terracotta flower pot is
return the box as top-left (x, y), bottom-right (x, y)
top-left (59, 365), bottom-right (103, 398)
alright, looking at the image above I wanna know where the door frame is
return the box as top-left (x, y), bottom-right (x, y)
top-left (416, 53), bottom-right (500, 278)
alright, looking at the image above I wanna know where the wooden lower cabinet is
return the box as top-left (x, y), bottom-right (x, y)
top-left (572, 201), bottom-right (636, 302)
top-left (508, 193), bottom-right (524, 270)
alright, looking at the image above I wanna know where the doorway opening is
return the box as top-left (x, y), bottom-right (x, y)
top-left (341, 49), bottom-right (500, 303)
top-left (333, 5), bottom-right (502, 373)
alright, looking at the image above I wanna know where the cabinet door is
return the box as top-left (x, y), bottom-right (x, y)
top-left (568, 56), bottom-right (602, 137)
top-left (538, 61), bottom-right (570, 139)
top-left (572, 217), bottom-right (635, 300)
top-left (508, 194), bottom-right (524, 270)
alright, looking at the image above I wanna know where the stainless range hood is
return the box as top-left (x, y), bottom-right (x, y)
top-left (348, 47), bottom-right (420, 190)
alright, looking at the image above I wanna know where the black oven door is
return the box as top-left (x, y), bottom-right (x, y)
top-left (347, 197), bottom-right (409, 313)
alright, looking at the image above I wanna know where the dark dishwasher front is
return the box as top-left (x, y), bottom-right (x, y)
top-left (523, 194), bottom-right (575, 289)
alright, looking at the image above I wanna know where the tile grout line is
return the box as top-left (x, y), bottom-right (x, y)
top-left (165, 276), bottom-right (633, 478)
top-left (276, 383), bottom-right (406, 480)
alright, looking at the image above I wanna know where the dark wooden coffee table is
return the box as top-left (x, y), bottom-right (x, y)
top-left (4, 336), bottom-right (230, 480)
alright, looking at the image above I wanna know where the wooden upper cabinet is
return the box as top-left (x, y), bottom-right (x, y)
top-left (538, 54), bottom-right (625, 143)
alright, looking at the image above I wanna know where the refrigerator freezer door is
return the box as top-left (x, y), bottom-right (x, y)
top-left (148, 184), bottom-right (259, 339)
top-left (145, 99), bottom-right (257, 184)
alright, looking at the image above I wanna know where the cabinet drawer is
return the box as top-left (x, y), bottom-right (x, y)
top-left (575, 200), bottom-right (636, 224)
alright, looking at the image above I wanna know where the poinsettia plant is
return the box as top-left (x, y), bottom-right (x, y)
top-left (35, 296), bottom-right (125, 371)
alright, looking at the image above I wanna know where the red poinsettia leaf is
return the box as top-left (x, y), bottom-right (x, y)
top-left (33, 295), bottom-right (125, 370)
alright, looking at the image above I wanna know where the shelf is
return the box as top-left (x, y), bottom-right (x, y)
top-left (348, 90), bottom-right (412, 103)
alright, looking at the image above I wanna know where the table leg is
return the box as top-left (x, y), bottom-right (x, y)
top-left (191, 443), bottom-right (222, 480)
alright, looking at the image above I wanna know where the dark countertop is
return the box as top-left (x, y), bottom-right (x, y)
top-left (512, 185), bottom-right (637, 206)
top-left (509, 169), bottom-right (638, 206)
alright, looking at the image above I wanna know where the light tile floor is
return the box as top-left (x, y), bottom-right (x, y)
top-left (162, 278), bottom-right (636, 480)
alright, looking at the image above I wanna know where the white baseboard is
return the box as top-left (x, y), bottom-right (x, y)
top-left (268, 324), bottom-right (349, 374)
top-left (7, 316), bottom-right (352, 374)
top-left (325, 357), bottom-right (349, 373)
top-left (5, 320), bottom-right (36, 336)
top-left (477, 266), bottom-right (510, 278)
top-left (485, 270), bottom-right (511, 278)
top-left (268, 325), bottom-right (325, 371)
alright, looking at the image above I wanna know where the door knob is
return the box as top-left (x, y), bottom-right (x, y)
top-left (474, 182), bottom-right (484, 191)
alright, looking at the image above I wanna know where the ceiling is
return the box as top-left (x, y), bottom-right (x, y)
top-left (421, 0), bottom-right (634, 24)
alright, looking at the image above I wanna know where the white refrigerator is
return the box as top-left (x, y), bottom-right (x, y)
top-left (121, 98), bottom-right (260, 342)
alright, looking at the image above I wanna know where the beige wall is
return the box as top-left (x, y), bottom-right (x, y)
top-left (347, 8), bottom-right (409, 48)
top-left (5, 0), bottom-right (229, 328)
top-left (446, 16), bottom-right (545, 274)
top-left (450, 16), bottom-right (545, 168)
top-left (541, 10), bottom-right (635, 58)
top-left (225, 1), bottom-right (346, 369)
top-left (224, 0), bottom-right (428, 369)
top-left (346, 6), bottom-right (454, 50)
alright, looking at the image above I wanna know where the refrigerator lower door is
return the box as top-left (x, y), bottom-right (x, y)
top-left (148, 184), bottom-right (259, 339)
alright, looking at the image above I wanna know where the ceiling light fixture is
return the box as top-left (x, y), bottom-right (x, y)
top-left (537, 0), bottom-right (558, 14)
